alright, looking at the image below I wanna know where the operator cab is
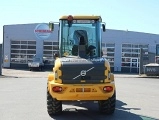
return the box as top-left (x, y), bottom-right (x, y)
top-left (49, 15), bottom-right (105, 59)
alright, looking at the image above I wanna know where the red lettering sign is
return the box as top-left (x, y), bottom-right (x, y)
top-left (34, 29), bottom-right (52, 33)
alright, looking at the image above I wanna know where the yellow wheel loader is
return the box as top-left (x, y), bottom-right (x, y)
top-left (47, 15), bottom-right (116, 117)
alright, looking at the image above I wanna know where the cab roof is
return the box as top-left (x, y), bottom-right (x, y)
top-left (60, 15), bottom-right (101, 20)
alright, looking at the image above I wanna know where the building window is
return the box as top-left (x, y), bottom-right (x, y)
top-left (11, 41), bottom-right (20, 44)
top-left (102, 43), bottom-right (115, 67)
top-left (43, 40), bottom-right (59, 65)
top-left (21, 41), bottom-right (27, 44)
top-left (121, 43), bottom-right (148, 68)
top-left (44, 42), bottom-right (52, 45)
top-left (122, 43), bottom-right (131, 48)
top-left (28, 41), bottom-right (36, 44)
top-left (53, 42), bottom-right (59, 45)
top-left (11, 45), bottom-right (21, 49)
top-left (10, 40), bottom-right (36, 64)
top-left (44, 46), bottom-right (52, 50)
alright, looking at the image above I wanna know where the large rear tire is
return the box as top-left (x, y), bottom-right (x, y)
top-left (98, 91), bottom-right (116, 115)
top-left (47, 91), bottom-right (62, 117)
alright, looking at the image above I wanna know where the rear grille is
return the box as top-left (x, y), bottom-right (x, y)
top-left (60, 62), bottom-right (106, 84)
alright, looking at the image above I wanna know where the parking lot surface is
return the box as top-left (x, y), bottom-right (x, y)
top-left (0, 69), bottom-right (159, 120)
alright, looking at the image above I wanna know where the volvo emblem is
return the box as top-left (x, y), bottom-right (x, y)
top-left (73, 67), bottom-right (95, 80)
top-left (80, 70), bottom-right (87, 76)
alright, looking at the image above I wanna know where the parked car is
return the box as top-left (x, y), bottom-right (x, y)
top-left (28, 57), bottom-right (44, 71)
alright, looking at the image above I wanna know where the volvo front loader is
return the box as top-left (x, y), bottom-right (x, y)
top-left (47, 15), bottom-right (116, 117)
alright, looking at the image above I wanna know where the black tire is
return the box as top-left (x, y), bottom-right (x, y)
top-left (98, 91), bottom-right (116, 115)
top-left (47, 91), bottom-right (62, 117)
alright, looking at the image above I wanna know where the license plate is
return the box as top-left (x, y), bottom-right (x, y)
top-left (31, 64), bottom-right (39, 67)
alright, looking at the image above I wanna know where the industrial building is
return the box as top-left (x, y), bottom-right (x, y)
top-left (3, 23), bottom-right (159, 73)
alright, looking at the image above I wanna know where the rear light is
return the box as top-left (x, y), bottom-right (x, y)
top-left (52, 86), bottom-right (62, 92)
top-left (103, 86), bottom-right (113, 92)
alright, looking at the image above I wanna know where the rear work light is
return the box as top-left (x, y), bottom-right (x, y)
top-left (103, 86), bottom-right (113, 92)
top-left (52, 86), bottom-right (62, 92)
top-left (67, 15), bottom-right (73, 21)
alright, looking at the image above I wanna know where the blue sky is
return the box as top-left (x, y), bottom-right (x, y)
top-left (0, 0), bottom-right (159, 43)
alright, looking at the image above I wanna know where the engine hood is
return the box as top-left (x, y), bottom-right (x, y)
top-left (57, 56), bottom-right (107, 84)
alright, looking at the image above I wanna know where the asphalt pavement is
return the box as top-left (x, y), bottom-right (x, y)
top-left (0, 68), bottom-right (159, 120)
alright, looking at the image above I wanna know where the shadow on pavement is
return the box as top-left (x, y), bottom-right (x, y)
top-left (50, 100), bottom-right (157, 120)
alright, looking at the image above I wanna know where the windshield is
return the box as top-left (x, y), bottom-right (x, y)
top-left (59, 20), bottom-right (100, 58)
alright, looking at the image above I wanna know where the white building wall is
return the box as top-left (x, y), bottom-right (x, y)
top-left (3, 23), bottom-right (159, 72)
top-left (103, 29), bottom-right (159, 72)
top-left (3, 23), bottom-right (59, 67)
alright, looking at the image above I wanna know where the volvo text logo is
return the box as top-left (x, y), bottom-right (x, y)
top-left (80, 70), bottom-right (87, 76)
top-left (73, 67), bottom-right (94, 80)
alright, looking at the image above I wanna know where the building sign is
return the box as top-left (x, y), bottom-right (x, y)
top-left (4, 55), bottom-right (8, 62)
top-left (34, 23), bottom-right (52, 40)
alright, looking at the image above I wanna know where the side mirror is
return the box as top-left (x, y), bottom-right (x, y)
top-left (102, 23), bottom-right (106, 32)
top-left (49, 22), bottom-right (54, 31)
top-left (53, 52), bottom-right (59, 59)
